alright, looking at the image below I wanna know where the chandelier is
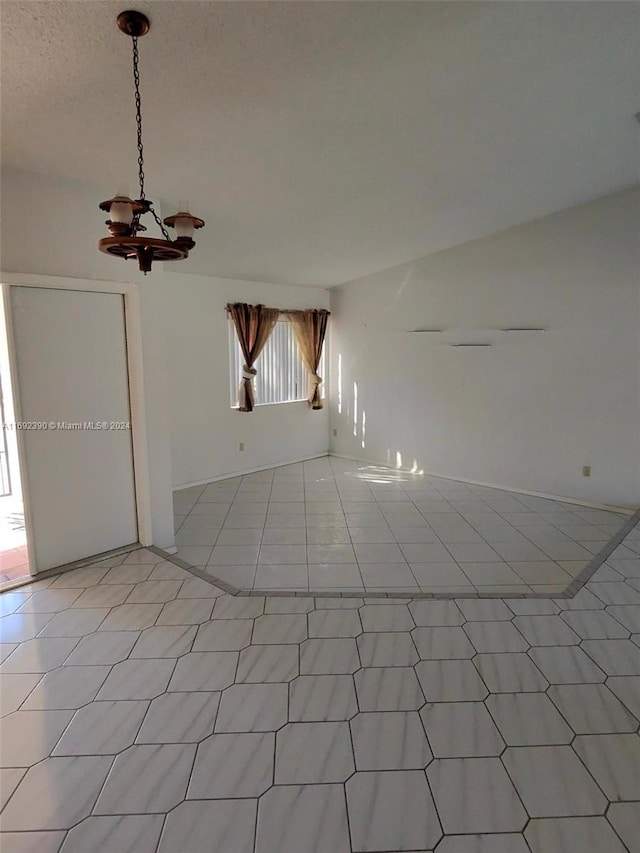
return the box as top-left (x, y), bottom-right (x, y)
top-left (99, 10), bottom-right (204, 274)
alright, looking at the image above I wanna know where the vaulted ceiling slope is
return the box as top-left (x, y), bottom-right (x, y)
top-left (2, 1), bottom-right (639, 286)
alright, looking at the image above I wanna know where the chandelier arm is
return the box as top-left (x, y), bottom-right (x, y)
top-left (149, 204), bottom-right (172, 242)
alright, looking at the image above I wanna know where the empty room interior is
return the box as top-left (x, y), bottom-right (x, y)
top-left (0, 1), bottom-right (639, 852)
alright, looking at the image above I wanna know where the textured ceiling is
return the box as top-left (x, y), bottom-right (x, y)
top-left (1, 1), bottom-right (639, 286)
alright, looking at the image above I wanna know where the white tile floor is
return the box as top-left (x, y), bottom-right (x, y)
top-left (0, 521), bottom-right (638, 851)
top-left (1, 457), bottom-right (639, 852)
top-left (173, 457), bottom-right (632, 597)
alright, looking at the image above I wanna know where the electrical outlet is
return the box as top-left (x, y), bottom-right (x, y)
top-left (332, 428), bottom-right (338, 437)
top-left (582, 465), bottom-right (591, 477)
top-left (239, 442), bottom-right (245, 452)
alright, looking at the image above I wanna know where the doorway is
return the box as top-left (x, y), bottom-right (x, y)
top-left (2, 285), bottom-right (139, 581)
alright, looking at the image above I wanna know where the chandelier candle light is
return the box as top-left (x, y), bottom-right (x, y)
top-left (99, 10), bottom-right (204, 273)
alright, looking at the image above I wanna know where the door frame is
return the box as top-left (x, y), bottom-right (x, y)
top-left (0, 272), bottom-right (153, 575)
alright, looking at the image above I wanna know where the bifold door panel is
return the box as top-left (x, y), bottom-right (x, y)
top-left (10, 286), bottom-right (138, 571)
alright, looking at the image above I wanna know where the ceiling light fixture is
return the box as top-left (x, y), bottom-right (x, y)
top-left (98, 10), bottom-right (204, 274)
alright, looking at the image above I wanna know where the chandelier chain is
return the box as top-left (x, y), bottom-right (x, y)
top-left (132, 36), bottom-right (145, 200)
top-left (132, 35), bottom-right (171, 241)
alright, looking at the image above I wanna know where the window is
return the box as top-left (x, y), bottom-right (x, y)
top-left (228, 317), bottom-right (325, 407)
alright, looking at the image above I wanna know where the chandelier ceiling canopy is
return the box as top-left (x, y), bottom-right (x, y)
top-left (98, 10), bottom-right (204, 274)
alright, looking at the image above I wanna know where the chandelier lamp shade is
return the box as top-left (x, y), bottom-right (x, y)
top-left (98, 10), bottom-right (205, 274)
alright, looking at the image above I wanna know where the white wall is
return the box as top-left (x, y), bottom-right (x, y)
top-left (5, 165), bottom-right (638, 519)
top-left (329, 188), bottom-right (640, 509)
top-left (1, 168), bottom-right (138, 283)
top-left (164, 274), bottom-right (330, 488)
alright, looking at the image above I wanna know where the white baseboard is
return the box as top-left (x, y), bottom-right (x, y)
top-left (174, 452), bottom-right (330, 491)
top-left (328, 452), bottom-right (635, 516)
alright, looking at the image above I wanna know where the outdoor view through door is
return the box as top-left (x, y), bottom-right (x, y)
top-left (0, 288), bottom-right (30, 586)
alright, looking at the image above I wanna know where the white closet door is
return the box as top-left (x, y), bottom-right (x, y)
top-left (10, 286), bottom-right (138, 571)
